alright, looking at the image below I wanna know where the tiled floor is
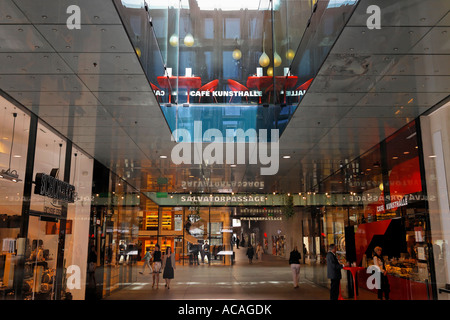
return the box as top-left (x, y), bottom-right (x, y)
top-left (105, 246), bottom-right (378, 300)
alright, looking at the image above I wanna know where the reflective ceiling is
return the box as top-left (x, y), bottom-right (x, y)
top-left (0, 0), bottom-right (449, 196)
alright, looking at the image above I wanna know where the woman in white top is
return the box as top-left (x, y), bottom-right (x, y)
top-left (373, 246), bottom-right (390, 300)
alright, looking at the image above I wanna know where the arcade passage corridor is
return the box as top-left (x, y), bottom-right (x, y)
top-left (104, 246), bottom-right (377, 300)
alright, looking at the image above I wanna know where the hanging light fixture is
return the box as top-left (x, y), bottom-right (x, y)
top-left (232, 48), bottom-right (242, 60)
top-left (183, 13), bottom-right (195, 47)
top-left (274, 51), bottom-right (282, 67)
top-left (259, 32), bottom-right (270, 67)
top-left (169, 33), bottom-right (178, 47)
top-left (0, 113), bottom-right (22, 183)
top-left (286, 49), bottom-right (295, 60)
top-left (184, 32), bottom-right (194, 47)
top-left (232, 37), bottom-right (242, 60)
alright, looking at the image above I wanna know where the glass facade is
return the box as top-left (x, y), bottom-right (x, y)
top-left (0, 94), bottom-right (94, 300)
top-left (0, 0), bottom-right (449, 305)
top-left (298, 120), bottom-right (437, 299)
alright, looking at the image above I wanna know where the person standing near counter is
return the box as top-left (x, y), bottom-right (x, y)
top-left (373, 246), bottom-right (390, 300)
top-left (326, 244), bottom-right (346, 300)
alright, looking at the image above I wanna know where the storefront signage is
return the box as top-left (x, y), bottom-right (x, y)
top-left (240, 217), bottom-right (282, 221)
top-left (285, 89), bottom-right (306, 97)
top-left (377, 197), bottom-right (408, 212)
top-left (349, 194), bottom-right (434, 203)
top-left (181, 180), bottom-right (264, 188)
top-left (189, 90), bottom-right (262, 98)
top-left (44, 206), bottom-right (62, 216)
top-left (34, 173), bottom-right (76, 203)
top-left (239, 208), bottom-right (282, 215)
top-left (181, 195), bottom-right (266, 204)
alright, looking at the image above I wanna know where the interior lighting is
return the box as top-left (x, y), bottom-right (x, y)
top-left (0, 113), bottom-right (21, 183)
top-left (274, 51), bottom-right (282, 67)
top-left (232, 48), bottom-right (242, 60)
top-left (184, 33), bottom-right (194, 47)
top-left (259, 52), bottom-right (270, 68)
top-left (259, 32), bottom-right (270, 67)
top-left (286, 49), bottom-right (295, 60)
top-left (169, 34), bottom-right (178, 47)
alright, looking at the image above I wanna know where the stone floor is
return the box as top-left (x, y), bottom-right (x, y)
top-left (105, 246), bottom-right (378, 300)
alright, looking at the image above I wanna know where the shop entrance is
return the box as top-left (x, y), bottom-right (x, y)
top-left (184, 207), bottom-right (233, 266)
top-left (22, 214), bottom-right (65, 300)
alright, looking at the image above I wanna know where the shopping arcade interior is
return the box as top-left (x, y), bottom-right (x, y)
top-left (0, 0), bottom-right (449, 300)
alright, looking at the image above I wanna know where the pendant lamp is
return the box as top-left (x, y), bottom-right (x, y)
top-left (274, 51), bottom-right (282, 67)
top-left (259, 33), bottom-right (270, 68)
top-left (0, 113), bottom-right (21, 183)
top-left (169, 34), bottom-right (178, 47)
top-left (184, 32), bottom-right (194, 47)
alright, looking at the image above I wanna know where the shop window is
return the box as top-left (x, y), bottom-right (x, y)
top-left (0, 100), bottom-right (30, 299)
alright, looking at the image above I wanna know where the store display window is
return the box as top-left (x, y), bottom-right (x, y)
top-left (0, 102), bottom-right (30, 298)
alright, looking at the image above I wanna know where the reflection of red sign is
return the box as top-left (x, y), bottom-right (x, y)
top-left (389, 156), bottom-right (422, 198)
top-left (157, 76), bottom-right (202, 103)
top-left (355, 219), bottom-right (391, 265)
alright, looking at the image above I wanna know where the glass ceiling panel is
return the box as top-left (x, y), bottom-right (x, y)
top-left (114, 0), bottom-right (358, 142)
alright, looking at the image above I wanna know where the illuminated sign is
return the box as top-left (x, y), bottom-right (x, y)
top-left (189, 90), bottom-right (262, 98)
top-left (181, 195), bottom-right (265, 204)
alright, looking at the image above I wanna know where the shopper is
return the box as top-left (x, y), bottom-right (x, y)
top-left (87, 245), bottom-right (97, 287)
top-left (139, 247), bottom-right (152, 274)
top-left (326, 244), bottom-right (345, 300)
top-left (152, 244), bottom-right (162, 289)
top-left (256, 242), bottom-right (263, 261)
top-left (162, 246), bottom-right (176, 289)
top-left (289, 246), bottom-right (301, 288)
top-left (236, 237), bottom-right (240, 249)
top-left (246, 244), bottom-right (255, 264)
top-left (373, 246), bottom-right (390, 300)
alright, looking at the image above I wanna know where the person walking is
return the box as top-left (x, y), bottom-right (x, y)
top-left (87, 245), bottom-right (97, 288)
top-left (373, 246), bottom-right (390, 300)
top-left (326, 244), bottom-right (346, 300)
top-left (246, 244), bottom-right (255, 264)
top-left (256, 242), bottom-right (263, 261)
top-left (289, 246), bottom-right (301, 288)
top-left (236, 237), bottom-right (240, 249)
top-left (162, 246), bottom-right (176, 289)
top-left (152, 244), bottom-right (162, 289)
top-left (139, 247), bottom-right (152, 274)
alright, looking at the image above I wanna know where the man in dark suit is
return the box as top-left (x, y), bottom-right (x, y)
top-left (326, 244), bottom-right (345, 300)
